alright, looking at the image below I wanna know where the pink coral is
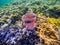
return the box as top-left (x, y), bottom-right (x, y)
top-left (22, 12), bottom-right (37, 30)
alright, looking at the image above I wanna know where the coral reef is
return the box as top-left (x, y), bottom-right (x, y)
top-left (0, 0), bottom-right (60, 45)
top-left (36, 16), bottom-right (60, 45)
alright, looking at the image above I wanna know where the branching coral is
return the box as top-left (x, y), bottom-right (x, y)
top-left (36, 16), bottom-right (60, 45)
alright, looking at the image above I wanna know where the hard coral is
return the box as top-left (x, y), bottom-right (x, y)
top-left (36, 16), bottom-right (60, 45)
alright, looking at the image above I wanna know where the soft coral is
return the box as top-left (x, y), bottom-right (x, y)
top-left (22, 12), bottom-right (37, 30)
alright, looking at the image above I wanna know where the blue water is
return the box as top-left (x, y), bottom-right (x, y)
top-left (0, 0), bottom-right (60, 6)
top-left (0, 0), bottom-right (13, 6)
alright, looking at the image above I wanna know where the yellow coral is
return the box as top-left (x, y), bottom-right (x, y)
top-left (47, 18), bottom-right (60, 27)
top-left (36, 16), bottom-right (60, 45)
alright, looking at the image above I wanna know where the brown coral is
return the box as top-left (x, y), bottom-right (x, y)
top-left (36, 16), bottom-right (60, 45)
